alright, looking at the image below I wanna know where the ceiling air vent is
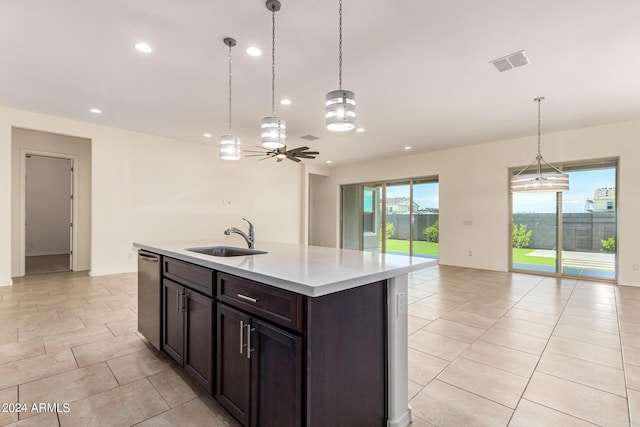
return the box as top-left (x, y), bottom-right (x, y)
top-left (490, 50), bottom-right (530, 72)
top-left (301, 134), bottom-right (319, 141)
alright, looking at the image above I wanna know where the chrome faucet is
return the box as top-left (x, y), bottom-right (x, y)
top-left (224, 218), bottom-right (255, 249)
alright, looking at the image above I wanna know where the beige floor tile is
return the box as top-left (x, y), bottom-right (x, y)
top-left (148, 368), bottom-right (206, 408)
top-left (553, 323), bottom-right (621, 350)
top-left (626, 345), bottom-right (640, 367)
top-left (437, 357), bottom-right (528, 408)
top-left (408, 380), bottom-right (423, 400)
top-left (623, 331), bottom-right (640, 350)
top-left (461, 340), bottom-right (539, 378)
top-left (410, 379), bottom-right (513, 427)
top-left (524, 372), bottom-right (629, 426)
top-left (56, 303), bottom-right (112, 321)
top-left (136, 398), bottom-right (226, 427)
top-left (18, 363), bottom-right (118, 419)
top-left (479, 326), bottom-right (547, 355)
top-left (0, 326), bottom-right (17, 345)
top-left (567, 306), bottom-right (618, 322)
top-left (58, 378), bottom-right (168, 427)
top-left (630, 388), bottom-right (640, 425)
top-left (510, 399), bottom-right (598, 427)
top-left (546, 335), bottom-right (623, 369)
top-left (407, 416), bottom-right (436, 427)
top-left (414, 295), bottom-right (462, 311)
top-left (7, 412), bottom-right (59, 426)
top-left (537, 351), bottom-right (626, 396)
top-left (0, 337), bottom-right (44, 365)
top-left (72, 333), bottom-right (147, 367)
top-left (421, 318), bottom-right (486, 343)
top-left (0, 311), bottom-right (60, 331)
top-left (0, 387), bottom-right (18, 425)
top-left (440, 309), bottom-right (497, 329)
top-left (457, 302), bottom-right (509, 319)
top-left (408, 303), bottom-right (449, 321)
top-left (492, 316), bottom-right (554, 339)
top-left (626, 363), bottom-right (640, 391)
top-left (107, 349), bottom-right (172, 385)
top-left (558, 313), bottom-right (619, 334)
top-left (408, 330), bottom-right (469, 361)
top-left (18, 317), bottom-right (85, 342)
top-left (199, 394), bottom-right (242, 427)
top-left (620, 320), bottom-right (640, 335)
top-left (408, 348), bottom-right (450, 386)
top-left (79, 307), bottom-right (136, 327)
top-left (0, 350), bottom-right (77, 389)
top-left (504, 307), bottom-right (558, 326)
top-left (43, 324), bottom-right (114, 354)
top-left (407, 315), bottom-right (431, 335)
top-left (513, 301), bottom-right (564, 316)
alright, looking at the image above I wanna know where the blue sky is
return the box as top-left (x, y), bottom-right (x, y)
top-left (513, 168), bottom-right (616, 213)
top-left (386, 182), bottom-right (439, 210)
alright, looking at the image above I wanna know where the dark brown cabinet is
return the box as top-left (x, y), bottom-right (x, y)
top-left (162, 259), bottom-right (215, 394)
top-left (216, 303), bottom-right (302, 427)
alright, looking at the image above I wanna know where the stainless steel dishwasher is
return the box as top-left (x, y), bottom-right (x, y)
top-left (137, 250), bottom-right (161, 350)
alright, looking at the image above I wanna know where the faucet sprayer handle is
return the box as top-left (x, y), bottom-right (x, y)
top-left (242, 218), bottom-right (254, 231)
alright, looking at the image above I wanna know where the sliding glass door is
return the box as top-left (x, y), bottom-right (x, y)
top-left (511, 160), bottom-right (617, 280)
top-left (341, 177), bottom-right (439, 259)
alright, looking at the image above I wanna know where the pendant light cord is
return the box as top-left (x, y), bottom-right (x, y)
top-left (338, 0), bottom-right (343, 90)
top-left (228, 43), bottom-right (233, 133)
top-left (271, 7), bottom-right (276, 116)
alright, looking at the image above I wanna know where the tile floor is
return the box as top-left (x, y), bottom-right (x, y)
top-left (0, 266), bottom-right (639, 426)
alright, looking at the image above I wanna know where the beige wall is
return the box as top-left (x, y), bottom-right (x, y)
top-left (0, 106), bottom-right (303, 285)
top-left (323, 119), bottom-right (640, 287)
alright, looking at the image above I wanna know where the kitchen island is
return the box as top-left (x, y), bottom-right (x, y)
top-left (134, 240), bottom-right (436, 427)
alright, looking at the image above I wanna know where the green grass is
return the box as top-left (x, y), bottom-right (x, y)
top-left (512, 248), bottom-right (556, 266)
top-left (385, 239), bottom-right (439, 255)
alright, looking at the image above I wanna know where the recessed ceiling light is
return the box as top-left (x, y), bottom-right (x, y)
top-left (89, 108), bottom-right (102, 114)
top-left (246, 46), bottom-right (262, 57)
top-left (404, 146), bottom-right (412, 150)
top-left (356, 128), bottom-right (365, 133)
top-left (135, 42), bottom-right (153, 53)
top-left (326, 160), bottom-right (333, 164)
top-left (280, 99), bottom-right (291, 106)
top-left (203, 133), bottom-right (212, 138)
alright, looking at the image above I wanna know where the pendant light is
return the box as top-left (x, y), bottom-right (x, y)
top-left (510, 97), bottom-right (569, 193)
top-left (325, 0), bottom-right (355, 132)
top-left (261, 0), bottom-right (286, 149)
top-left (219, 37), bottom-right (241, 161)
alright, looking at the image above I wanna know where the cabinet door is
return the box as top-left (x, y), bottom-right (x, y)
top-left (251, 319), bottom-right (302, 427)
top-left (216, 303), bottom-right (251, 426)
top-left (185, 290), bottom-right (214, 393)
top-left (162, 279), bottom-right (184, 365)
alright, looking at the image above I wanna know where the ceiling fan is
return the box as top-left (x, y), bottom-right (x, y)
top-left (244, 146), bottom-right (319, 163)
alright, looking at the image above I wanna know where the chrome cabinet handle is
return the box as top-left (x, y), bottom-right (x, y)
top-left (246, 323), bottom-right (255, 359)
top-left (182, 292), bottom-right (187, 312)
top-left (237, 294), bottom-right (258, 303)
top-left (176, 290), bottom-right (181, 314)
top-left (240, 320), bottom-right (245, 355)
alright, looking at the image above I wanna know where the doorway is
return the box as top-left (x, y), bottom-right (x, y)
top-left (24, 154), bottom-right (74, 275)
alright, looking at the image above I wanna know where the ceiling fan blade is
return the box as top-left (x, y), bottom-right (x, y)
top-left (245, 154), bottom-right (269, 157)
top-left (288, 156), bottom-right (302, 163)
top-left (286, 146), bottom-right (310, 154)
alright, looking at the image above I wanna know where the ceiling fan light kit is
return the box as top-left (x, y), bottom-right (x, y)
top-left (219, 37), bottom-right (241, 161)
top-left (510, 97), bottom-right (569, 193)
top-left (325, 0), bottom-right (356, 132)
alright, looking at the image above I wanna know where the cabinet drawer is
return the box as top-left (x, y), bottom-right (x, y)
top-left (217, 273), bottom-right (303, 332)
top-left (164, 257), bottom-right (215, 297)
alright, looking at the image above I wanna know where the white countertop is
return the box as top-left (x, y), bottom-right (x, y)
top-left (134, 240), bottom-right (437, 297)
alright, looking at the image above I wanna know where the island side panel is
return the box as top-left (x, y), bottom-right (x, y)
top-left (387, 274), bottom-right (411, 427)
top-left (305, 280), bottom-right (387, 427)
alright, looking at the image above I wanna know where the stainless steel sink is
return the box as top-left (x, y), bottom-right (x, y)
top-left (185, 246), bottom-right (267, 257)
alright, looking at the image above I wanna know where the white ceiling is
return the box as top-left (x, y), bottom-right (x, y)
top-left (1, 0), bottom-right (639, 166)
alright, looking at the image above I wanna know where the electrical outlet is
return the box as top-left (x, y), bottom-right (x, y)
top-left (468, 250), bottom-right (473, 257)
